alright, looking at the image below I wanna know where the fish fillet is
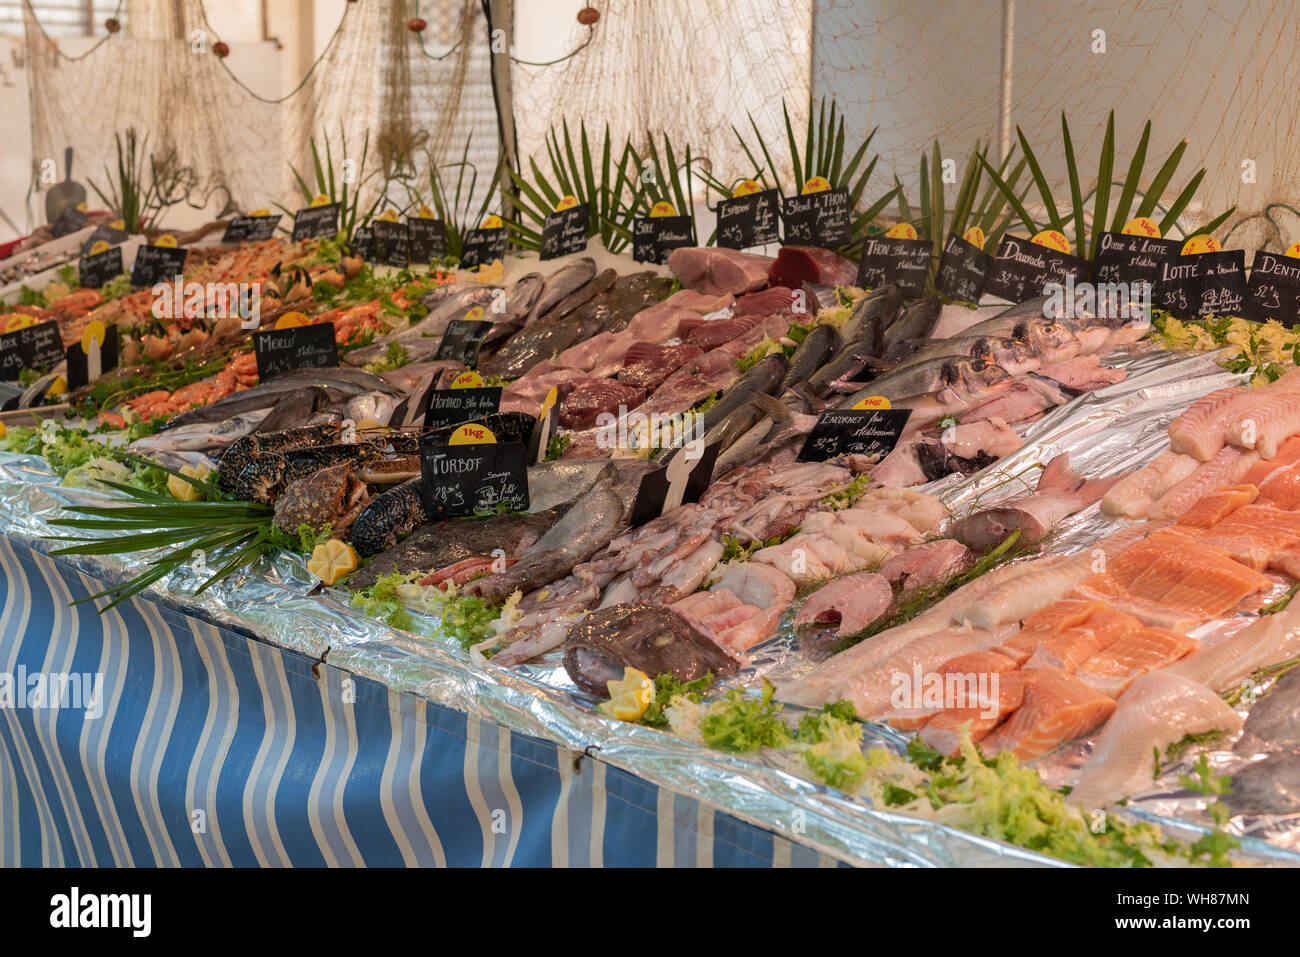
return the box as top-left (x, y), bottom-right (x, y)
top-left (1068, 671), bottom-right (1243, 810)
top-left (793, 572), bottom-right (893, 637)
top-left (1100, 449), bottom-right (1199, 518)
top-left (994, 599), bottom-right (1107, 664)
top-left (979, 666), bottom-right (1117, 761)
top-left (1023, 608), bottom-right (1145, 673)
top-left (1074, 627), bottom-right (1199, 697)
top-left (1242, 435), bottom-right (1300, 485)
top-left (1147, 446), bottom-right (1260, 520)
top-left (1191, 503), bottom-right (1300, 569)
top-left (919, 671), bottom-right (1028, 756)
top-left (1222, 389), bottom-right (1300, 459)
top-left (1165, 601), bottom-right (1300, 692)
top-left (842, 622), bottom-right (1021, 718)
top-left (1257, 465), bottom-right (1300, 509)
top-left (1175, 484), bottom-right (1258, 527)
top-left (1167, 386), bottom-right (1255, 461)
top-left (884, 650), bottom-right (1019, 731)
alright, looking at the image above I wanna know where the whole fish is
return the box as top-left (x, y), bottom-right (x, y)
top-left (946, 453), bottom-right (1123, 547)
top-left (562, 603), bottom-right (739, 696)
top-left (839, 283), bottom-right (904, 348)
top-left (503, 272), bottom-right (544, 324)
top-left (803, 336), bottom-right (886, 396)
top-left (537, 267), bottom-right (618, 324)
top-left (462, 466), bottom-right (626, 604)
top-left (129, 409), bottom-right (270, 455)
top-left (526, 458), bottom-right (653, 517)
top-left (890, 335), bottom-right (1040, 376)
top-left (1226, 753), bottom-right (1300, 816)
top-left (697, 353), bottom-right (787, 434)
top-left (162, 368), bottom-right (399, 430)
top-left (844, 355), bottom-right (1012, 405)
top-left (1016, 317), bottom-right (1083, 363)
top-left (882, 297), bottom-right (943, 362)
top-left (345, 391), bottom-right (399, 426)
top-left (344, 285), bottom-right (499, 366)
top-left (780, 323), bottom-right (841, 392)
top-left (1234, 667), bottom-right (1300, 754)
top-left (255, 387), bottom-right (329, 434)
top-left (527, 257), bottom-right (597, 323)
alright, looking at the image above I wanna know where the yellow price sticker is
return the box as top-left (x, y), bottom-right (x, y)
top-left (378, 209), bottom-right (400, 223)
top-left (481, 214), bottom-right (504, 230)
top-left (885, 223), bottom-right (918, 240)
top-left (1285, 242), bottom-right (1300, 259)
top-left (75, 201), bottom-right (88, 213)
top-left (1121, 216), bottom-right (1162, 238)
top-left (416, 204), bottom-right (436, 219)
top-left (732, 180), bottom-right (761, 198)
top-left (649, 201), bottom-right (676, 217)
top-left (852, 395), bottom-right (891, 410)
top-left (462, 306), bottom-right (485, 322)
top-left (1031, 229), bottom-right (1071, 254)
top-left (1181, 235), bottom-right (1221, 255)
top-left (539, 386), bottom-right (559, 418)
top-left (248, 209), bottom-right (271, 217)
top-left (451, 371), bottom-right (484, 389)
top-left (80, 319), bottom-right (107, 354)
top-left (154, 234), bottom-right (178, 248)
top-left (801, 176), bottom-right (831, 195)
top-left (309, 194), bottom-right (332, 208)
top-left (555, 195), bottom-right (579, 212)
top-left (275, 311), bottom-right (310, 330)
top-left (2, 313), bottom-right (36, 333)
top-left (449, 424), bottom-right (497, 445)
top-left (963, 225), bottom-right (986, 248)
top-left (88, 240), bottom-right (110, 256)
top-left (109, 219), bottom-right (125, 231)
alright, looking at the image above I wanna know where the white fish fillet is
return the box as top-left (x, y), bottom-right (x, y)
top-left (1100, 449), bottom-right (1199, 518)
top-left (1164, 601), bottom-right (1300, 692)
top-left (1146, 445), bottom-right (1258, 520)
top-left (1068, 670), bottom-right (1243, 810)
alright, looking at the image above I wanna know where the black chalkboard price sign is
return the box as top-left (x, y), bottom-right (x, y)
top-left (407, 217), bottom-right (447, 265)
top-left (629, 441), bottom-right (721, 526)
top-left (982, 235), bottom-right (1091, 304)
top-left (716, 188), bottom-right (780, 250)
top-left (797, 408), bottom-right (913, 462)
top-left (64, 323), bottom-right (119, 389)
top-left (435, 319), bottom-right (491, 367)
top-left (1247, 250), bottom-right (1300, 326)
top-left (423, 386), bottom-right (503, 429)
top-left (130, 244), bottom-right (189, 288)
top-left (291, 203), bottom-right (341, 242)
top-left (935, 233), bottom-right (994, 302)
top-left (632, 214), bottom-right (694, 264)
top-left (781, 188), bottom-right (851, 248)
top-left (855, 236), bottom-right (932, 295)
top-left (0, 320), bottom-right (65, 381)
top-left (221, 214), bottom-right (281, 244)
top-left (370, 220), bottom-right (410, 269)
top-left (1155, 249), bottom-right (1249, 320)
top-left (79, 223), bottom-right (129, 255)
top-left (419, 441), bottom-right (531, 519)
top-left (252, 322), bottom-right (339, 380)
top-left (460, 227), bottom-right (507, 269)
top-left (78, 245), bottom-right (124, 289)
top-left (1092, 232), bottom-right (1179, 287)
top-left (540, 203), bottom-right (591, 261)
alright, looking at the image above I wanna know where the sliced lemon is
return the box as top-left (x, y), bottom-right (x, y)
top-left (597, 667), bottom-right (654, 722)
top-left (275, 311), bottom-right (310, 329)
top-left (167, 463), bottom-right (210, 502)
top-left (307, 539), bottom-right (359, 586)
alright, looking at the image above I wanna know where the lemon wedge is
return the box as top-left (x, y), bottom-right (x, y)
top-left (307, 539), bottom-right (359, 586)
top-left (45, 375), bottom-right (68, 398)
top-left (0, 422), bottom-right (7, 440)
top-left (597, 667), bottom-right (654, 722)
top-left (167, 463), bottom-right (210, 501)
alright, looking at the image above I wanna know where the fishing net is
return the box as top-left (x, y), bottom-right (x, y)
top-left (18, 0), bottom-right (1300, 251)
top-left (22, 0), bottom-right (493, 225)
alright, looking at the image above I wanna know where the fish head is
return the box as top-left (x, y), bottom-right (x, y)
top-left (979, 336), bottom-right (1037, 375)
top-left (1016, 318), bottom-right (1082, 362)
top-left (946, 357), bottom-right (1012, 396)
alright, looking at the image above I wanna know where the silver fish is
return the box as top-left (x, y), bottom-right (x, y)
top-left (344, 285), bottom-right (500, 366)
top-left (527, 257), bottom-right (597, 323)
top-left (129, 409), bottom-right (271, 453)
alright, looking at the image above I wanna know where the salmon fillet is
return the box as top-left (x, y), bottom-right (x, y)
top-left (1191, 503), bottom-right (1300, 569)
top-left (1023, 608), bottom-right (1145, 672)
top-left (1074, 627), bottom-right (1199, 697)
top-left (1223, 389), bottom-right (1300, 459)
top-left (1175, 484), bottom-right (1258, 527)
top-left (1268, 542), bottom-right (1300, 578)
top-left (1242, 434), bottom-right (1300, 485)
top-left (919, 671), bottom-right (1028, 756)
top-left (884, 650), bottom-right (1019, 730)
top-left (1257, 465), bottom-right (1300, 509)
top-left (979, 666), bottom-right (1117, 761)
top-left (993, 598), bottom-right (1106, 664)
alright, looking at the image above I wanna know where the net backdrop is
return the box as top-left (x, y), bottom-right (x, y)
top-left (20, 0), bottom-right (1300, 249)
